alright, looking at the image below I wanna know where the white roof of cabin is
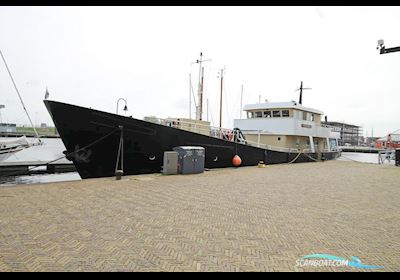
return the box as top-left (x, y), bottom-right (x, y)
top-left (243, 101), bottom-right (324, 115)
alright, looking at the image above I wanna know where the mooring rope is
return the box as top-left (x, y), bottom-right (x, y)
top-left (288, 152), bottom-right (302, 164)
top-left (302, 152), bottom-right (319, 162)
top-left (1, 127), bottom-right (120, 178)
top-left (288, 151), bottom-right (320, 164)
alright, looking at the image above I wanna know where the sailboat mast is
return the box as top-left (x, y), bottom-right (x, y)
top-left (0, 50), bottom-right (39, 139)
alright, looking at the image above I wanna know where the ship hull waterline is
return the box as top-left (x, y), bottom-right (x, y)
top-left (44, 100), bottom-right (341, 179)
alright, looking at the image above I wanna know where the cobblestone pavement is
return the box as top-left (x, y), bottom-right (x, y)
top-left (0, 161), bottom-right (399, 271)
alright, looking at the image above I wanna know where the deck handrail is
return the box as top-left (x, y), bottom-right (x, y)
top-left (144, 116), bottom-right (337, 153)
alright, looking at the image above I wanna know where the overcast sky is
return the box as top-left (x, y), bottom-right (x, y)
top-left (0, 6), bottom-right (399, 137)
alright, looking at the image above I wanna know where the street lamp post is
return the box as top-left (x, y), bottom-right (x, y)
top-left (116, 98), bottom-right (128, 115)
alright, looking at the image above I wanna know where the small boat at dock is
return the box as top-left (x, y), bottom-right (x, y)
top-left (0, 136), bottom-right (30, 162)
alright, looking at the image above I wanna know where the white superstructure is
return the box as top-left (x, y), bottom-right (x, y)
top-left (234, 101), bottom-right (340, 153)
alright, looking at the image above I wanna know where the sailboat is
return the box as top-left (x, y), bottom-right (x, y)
top-left (0, 50), bottom-right (43, 162)
top-left (0, 136), bottom-right (31, 161)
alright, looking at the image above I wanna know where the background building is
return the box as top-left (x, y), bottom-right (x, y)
top-left (323, 121), bottom-right (363, 146)
top-left (0, 123), bottom-right (17, 133)
top-left (365, 137), bottom-right (380, 148)
top-left (375, 129), bottom-right (400, 149)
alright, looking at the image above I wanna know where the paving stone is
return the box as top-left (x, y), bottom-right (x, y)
top-left (0, 161), bottom-right (399, 271)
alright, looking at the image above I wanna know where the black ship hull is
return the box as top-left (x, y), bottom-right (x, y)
top-left (44, 100), bottom-right (341, 179)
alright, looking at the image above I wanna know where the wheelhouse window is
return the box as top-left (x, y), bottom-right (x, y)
top-left (263, 111), bottom-right (272, 118)
top-left (247, 111), bottom-right (254, 118)
top-left (272, 110), bottom-right (281, 117)
top-left (255, 111), bottom-right (263, 118)
top-left (281, 110), bottom-right (289, 117)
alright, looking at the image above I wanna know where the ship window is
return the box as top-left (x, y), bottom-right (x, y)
top-left (255, 111), bottom-right (263, 118)
top-left (303, 112), bottom-right (307, 121)
top-left (263, 111), bottom-right (272, 118)
top-left (282, 110), bottom-right (289, 117)
top-left (298, 111), bottom-right (303, 120)
top-left (272, 110), bottom-right (281, 117)
top-left (311, 114), bottom-right (315, 121)
top-left (278, 137), bottom-right (281, 141)
top-left (248, 112), bottom-right (254, 118)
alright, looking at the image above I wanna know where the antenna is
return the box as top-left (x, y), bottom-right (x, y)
top-left (0, 49), bottom-right (39, 139)
top-left (295, 81), bottom-right (312, 105)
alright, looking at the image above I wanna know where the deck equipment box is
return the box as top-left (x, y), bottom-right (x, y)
top-left (173, 146), bottom-right (205, 174)
top-left (162, 151), bottom-right (179, 175)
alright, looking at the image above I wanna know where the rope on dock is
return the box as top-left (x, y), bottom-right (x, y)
top-left (288, 152), bottom-right (302, 164)
top-left (288, 152), bottom-right (319, 164)
top-left (302, 153), bottom-right (319, 162)
top-left (1, 127), bottom-right (120, 178)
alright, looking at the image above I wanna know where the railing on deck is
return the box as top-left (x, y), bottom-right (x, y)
top-left (144, 117), bottom-right (246, 143)
top-left (144, 116), bottom-right (338, 153)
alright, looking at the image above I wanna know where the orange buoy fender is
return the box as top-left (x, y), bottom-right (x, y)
top-left (232, 155), bottom-right (242, 167)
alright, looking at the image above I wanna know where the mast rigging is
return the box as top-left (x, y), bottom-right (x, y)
top-left (0, 49), bottom-right (40, 139)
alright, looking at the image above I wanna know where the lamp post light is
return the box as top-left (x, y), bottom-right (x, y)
top-left (116, 98), bottom-right (128, 115)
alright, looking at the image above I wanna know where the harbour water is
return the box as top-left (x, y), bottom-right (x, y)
top-left (339, 152), bottom-right (395, 165)
top-left (0, 172), bottom-right (81, 186)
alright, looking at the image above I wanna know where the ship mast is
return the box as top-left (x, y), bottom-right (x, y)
top-left (192, 53), bottom-right (210, 121)
top-left (296, 81), bottom-right (312, 105)
top-left (219, 67), bottom-right (225, 128)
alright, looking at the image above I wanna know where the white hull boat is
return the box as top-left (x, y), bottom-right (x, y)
top-left (0, 136), bottom-right (30, 162)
